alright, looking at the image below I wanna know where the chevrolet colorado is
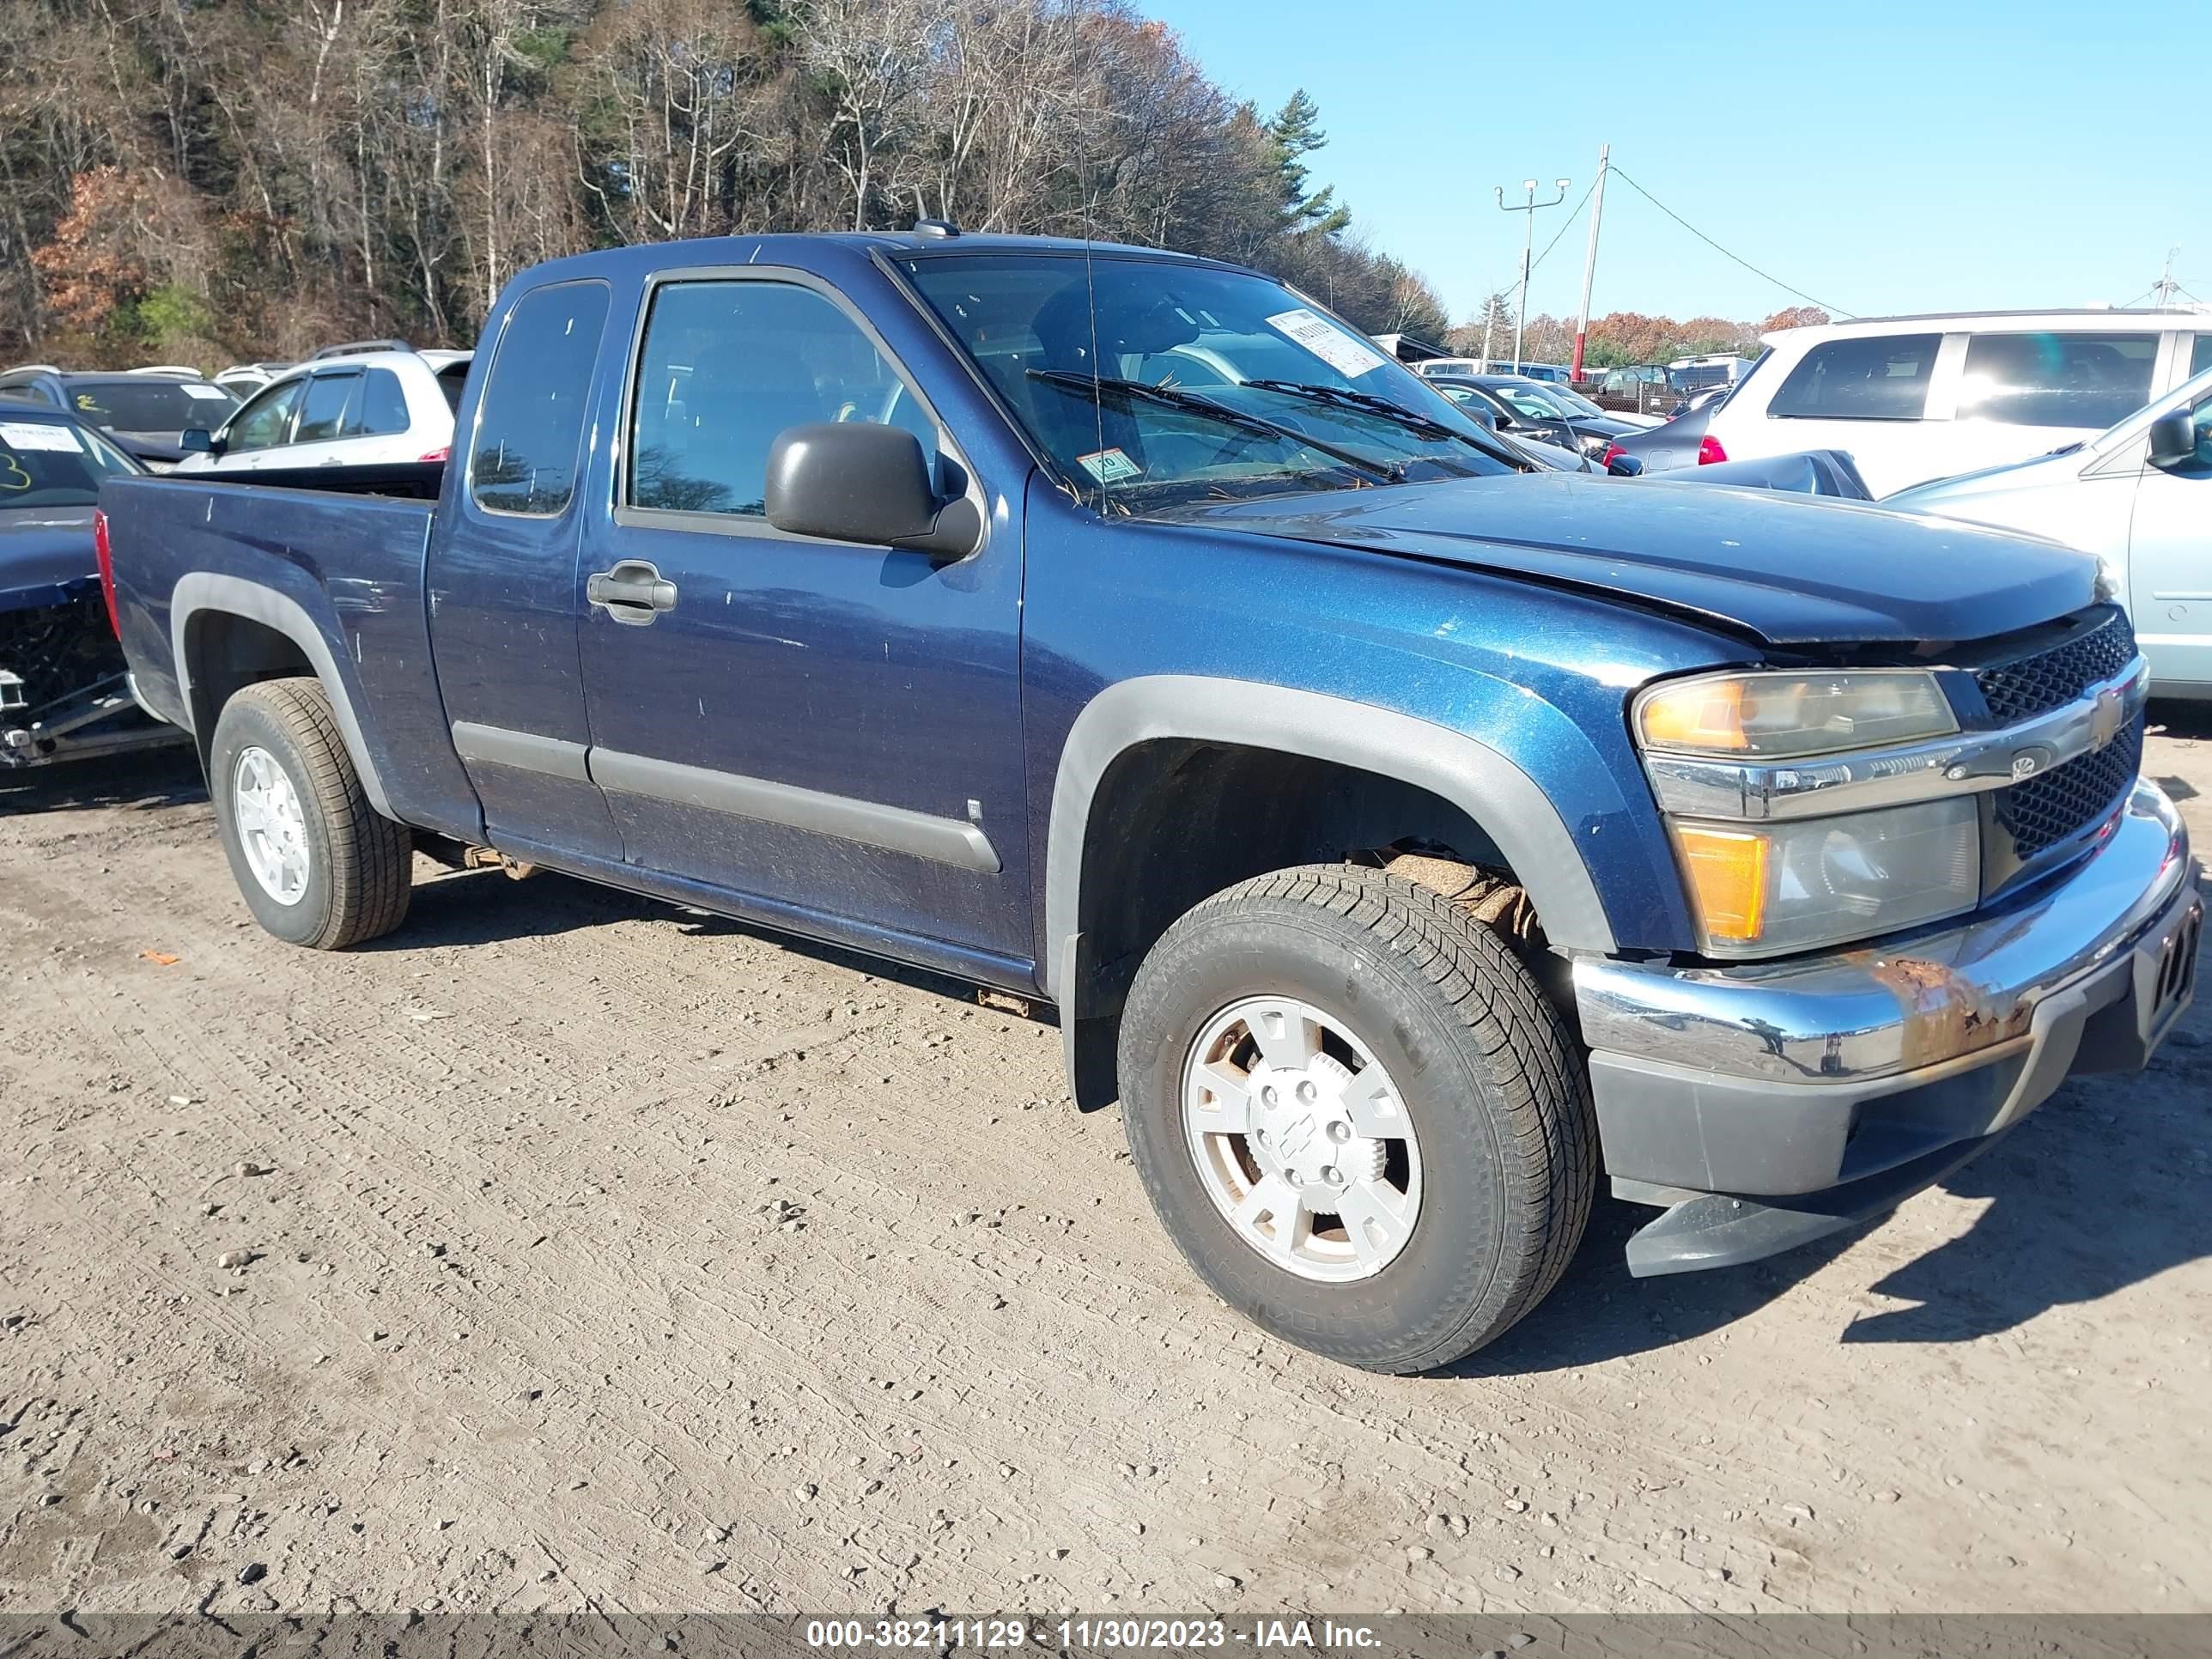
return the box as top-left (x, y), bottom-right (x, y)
top-left (99, 231), bottom-right (2202, 1372)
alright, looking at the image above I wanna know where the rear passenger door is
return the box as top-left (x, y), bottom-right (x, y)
top-left (573, 269), bottom-right (1030, 963)
top-left (429, 280), bottom-right (625, 861)
top-left (285, 369), bottom-right (364, 468)
top-left (1945, 329), bottom-right (2161, 482)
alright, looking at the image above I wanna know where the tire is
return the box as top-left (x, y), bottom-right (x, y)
top-left (209, 676), bottom-right (411, 950)
top-left (1117, 864), bottom-right (1595, 1374)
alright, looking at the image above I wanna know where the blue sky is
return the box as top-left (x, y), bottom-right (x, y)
top-left (1139, 0), bottom-right (2212, 329)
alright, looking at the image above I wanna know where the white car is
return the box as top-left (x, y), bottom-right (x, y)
top-left (1886, 364), bottom-right (2212, 701)
top-left (174, 348), bottom-right (470, 473)
top-left (1704, 309), bottom-right (2212, 497)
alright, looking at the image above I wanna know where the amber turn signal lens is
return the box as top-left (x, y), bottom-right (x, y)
top-left (1674, 825), bottom-right (1769, 943)
top-left (1638, 678), bottom-right (1749, 750)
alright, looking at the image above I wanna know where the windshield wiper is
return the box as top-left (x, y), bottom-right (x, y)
top-left (1024, 369), bottom-right (1402, 484)
top-left (1239, 379), bottom-right (1539, 471)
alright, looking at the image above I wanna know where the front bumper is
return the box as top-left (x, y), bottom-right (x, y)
top-left (1575, 781), bottom-right (2201, 1274)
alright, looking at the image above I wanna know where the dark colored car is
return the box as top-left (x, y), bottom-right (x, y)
top-left (1426, 374), bottom-right (1646, 462)
top-left (1601, 382), bottom-right (1739, 471)
top-left (0, 367), bottom-right (240, 471)
top-left (1, 405), bottom-right (184, 768)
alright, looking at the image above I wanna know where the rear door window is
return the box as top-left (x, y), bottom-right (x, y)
top-left (1956, 331), bottom-right (2158, 429)
top-left (2191, 334), bottom-right (2212, 380)
top-left (1767, 334), bottom-right (1941, 421)
top-left (470, 281), bottom-right (611, 516)
top-left (295, 372), bottom-right (362, 443)
top-left (354, 368), bottom-right (411, 436)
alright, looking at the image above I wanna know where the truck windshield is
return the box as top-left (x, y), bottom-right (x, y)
top-left (0, 418), bottom-right (137, 507)
top-left (897, 252), bottom-right (1522, 510)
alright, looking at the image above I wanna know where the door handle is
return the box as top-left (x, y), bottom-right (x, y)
top-left (586, 559), bottom-right (679, 626)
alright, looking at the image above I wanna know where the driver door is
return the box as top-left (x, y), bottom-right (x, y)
top-left (574, 270), bottom-right (1030, 962)
top-left (2129, 385), bottom-right (2212, 694)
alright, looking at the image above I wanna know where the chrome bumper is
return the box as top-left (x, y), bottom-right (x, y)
top-left (1576, 781), bottom-right (2200, 1213)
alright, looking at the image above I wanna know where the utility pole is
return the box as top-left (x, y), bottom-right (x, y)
top-left (2153, 246), bottom-right (2180, 307)
top-left (1571, 144), bottom-right (1610, 382)
top-left (1495, 176), bottom-right (1569, 374)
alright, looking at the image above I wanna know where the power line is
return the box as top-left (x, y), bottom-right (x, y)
top-left (1607, 165), bottom-right (1856, 319)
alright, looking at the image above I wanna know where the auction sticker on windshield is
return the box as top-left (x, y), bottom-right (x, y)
top-left (0, 422), bottom-right (82, 453)
top-left (1266, 308), bottom-right (1387, 379)
top-left (183, 384), bottom-right (232, 401)
top-left (1077, 447), bottom-right (1142, 483)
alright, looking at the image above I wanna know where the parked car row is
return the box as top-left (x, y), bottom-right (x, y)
top-left (2, 340), bottom-right (475, 479)
top-left (1598, 307), bottom-right (2211, 700)
top-left (0, 364), bottom-right (239, 470)
top-left (174, 343), bottom-right (471, 475)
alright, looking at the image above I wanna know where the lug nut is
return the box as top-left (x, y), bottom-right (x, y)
top-left (1260, 1085), bottom-right (1278, 1106)
top-left (1326, 1121), bottom-right (1351, 1143)
top-left (1296, 1079), bottom-right (1317, 1103)
top-left (1322, 1167), bottom-right (1346, 1187)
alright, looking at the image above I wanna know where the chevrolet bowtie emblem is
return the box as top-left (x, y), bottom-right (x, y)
top-left (2090, 687), bottom-right (2124, 749)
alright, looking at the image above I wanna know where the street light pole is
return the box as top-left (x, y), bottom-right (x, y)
top-left (1495, 176), bottom-right (1569, 374)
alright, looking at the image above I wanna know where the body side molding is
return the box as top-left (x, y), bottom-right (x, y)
top-left (449, 725), bottom-right (1003, 875)
top-left (452, 720), bottom-right (591, 782)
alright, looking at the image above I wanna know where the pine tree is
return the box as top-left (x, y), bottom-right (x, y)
top-left (1268, 89), bottom-right (1353, 238)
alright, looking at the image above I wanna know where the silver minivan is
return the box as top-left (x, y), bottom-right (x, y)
top-left (1887, 364), bottom-right (2212, 700)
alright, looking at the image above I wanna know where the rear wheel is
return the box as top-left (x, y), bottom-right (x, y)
top-left (1117, 864), bottom-right (1594, 1374)
top-left (209, 677), bottom-right (411, 949)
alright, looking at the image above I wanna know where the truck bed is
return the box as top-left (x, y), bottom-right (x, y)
top-left (99, 472), bottom-right (478, 838)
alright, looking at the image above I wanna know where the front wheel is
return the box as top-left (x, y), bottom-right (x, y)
top-left (209, 677), bottom-right (412, 950)
top-left (1117, 865), bottom-right (1595, 1373)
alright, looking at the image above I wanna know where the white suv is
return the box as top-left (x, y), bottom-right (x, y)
top-left (1702, 309), bottom-right (2212, 496)
top-left (174, 347), bottom-right (470, 474)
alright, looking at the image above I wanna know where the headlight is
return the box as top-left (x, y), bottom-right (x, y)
top-left (1636, 670), bottom-right (1956, 759)
top-left (1671, 798), bottom-right (1980, 957)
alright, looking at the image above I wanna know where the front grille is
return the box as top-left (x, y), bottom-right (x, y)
top-left (1993, 717), bottom-right (2142, 860)
top-left (1974, 606), bottom-right (2136, 725)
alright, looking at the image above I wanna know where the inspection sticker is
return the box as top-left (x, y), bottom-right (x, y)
top-left (1077, 447), bottom-right (1142, 483)
top-left (1265, 307), bottom-right (1388, 379)
top-left (0, 422), bottom-right (82, 453)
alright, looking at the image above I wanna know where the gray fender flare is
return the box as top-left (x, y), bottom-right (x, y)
top-left (1043, 674), bottom-right (1618, 1084)
top-left (169, 571), bottom-right (396, 819)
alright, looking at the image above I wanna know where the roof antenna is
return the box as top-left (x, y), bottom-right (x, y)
top-left (1079, 147), bottom-right (1107, 496)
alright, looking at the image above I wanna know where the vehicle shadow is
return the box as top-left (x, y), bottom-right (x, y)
top-left (366, 859), bottom-right (981, 1004)
top-left (0, 745), bottom-right (205, 817)
top-left (2148, 698), bottom-right (2212, 744)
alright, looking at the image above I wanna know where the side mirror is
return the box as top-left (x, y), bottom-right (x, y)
top-left (1606, 452), bottom-right (1644, 477)
top-left (179, 428), bottom-right (219, 455)
top-left (2147, 408), bottom-right (2199, 470)
top-left (764, 422), bottom-right (981, 559)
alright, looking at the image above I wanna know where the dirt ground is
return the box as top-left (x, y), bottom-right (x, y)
top-left (3, 711), bottom-right (2209, 1622)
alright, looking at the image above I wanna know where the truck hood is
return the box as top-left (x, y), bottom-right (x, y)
top-left (1166, 472), bottom-right (2098, 646)
top-left (0, 505), bottom-right (99, 613)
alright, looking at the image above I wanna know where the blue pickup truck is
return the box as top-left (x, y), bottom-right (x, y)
top-left (100, 230), bottom-right (2202, 1373)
